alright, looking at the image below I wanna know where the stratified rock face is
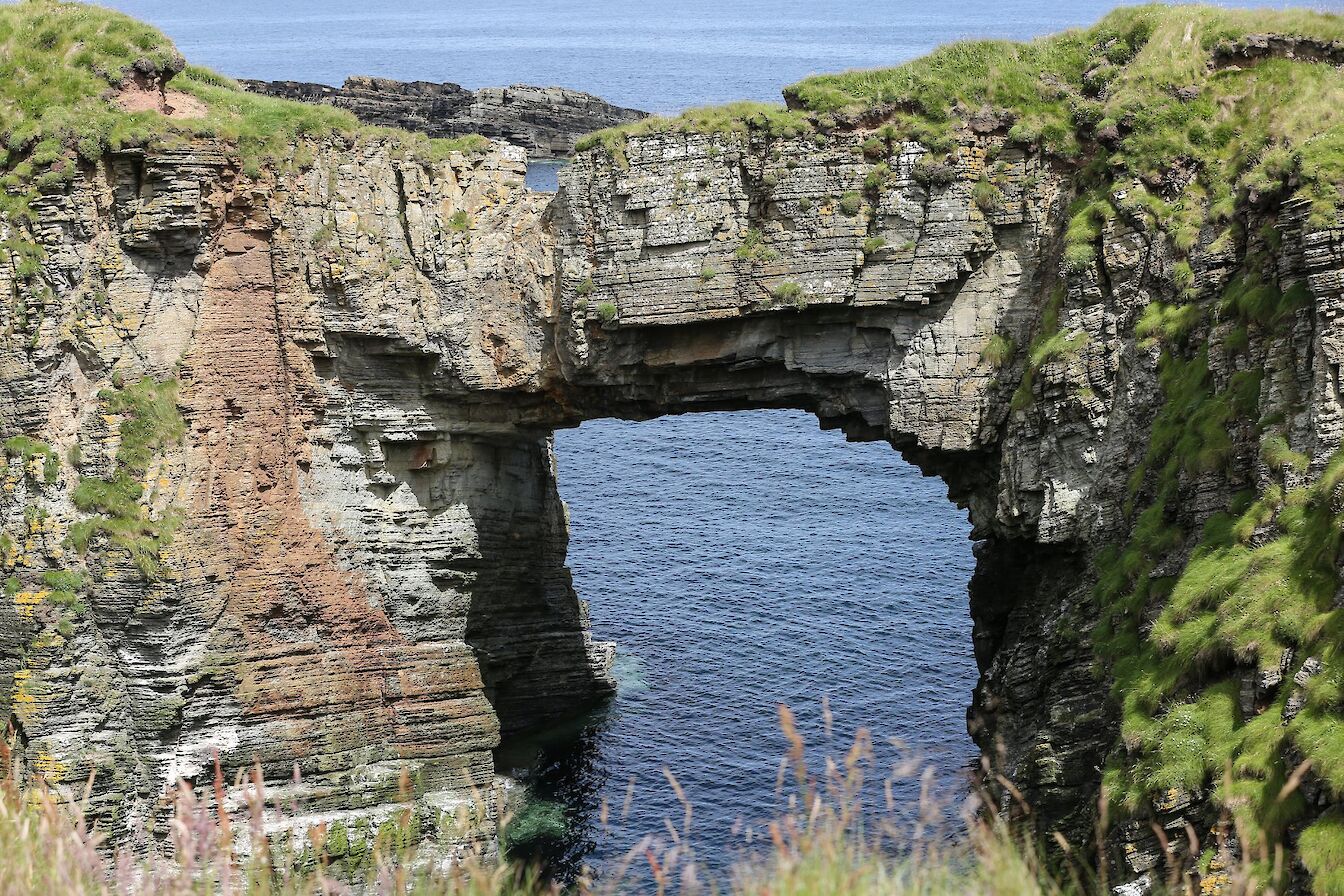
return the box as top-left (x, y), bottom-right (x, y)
top-left (241, 76), bottom-right (648, 158)
top-left (551, 127), bottom-right (1344, 889)
top-left (0, 140), bottom-right (615, 855)
top-left (2, 106), bottom-right (1343, 894)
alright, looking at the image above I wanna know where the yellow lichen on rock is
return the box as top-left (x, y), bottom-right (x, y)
top-left (11, 670), bottom-right (37, 725)
top-left (1200, 855), bottom-right (1232, 895)
top-left (13, 589), bottom-right (48, 619)
top-left (31, 751), bottom-right (67, 783)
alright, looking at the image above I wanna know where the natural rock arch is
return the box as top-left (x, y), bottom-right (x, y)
top-left (6, 8), bottom-right (1344, 891)
top-left (0, 126), bottom-right (1113, 856)
top-left (12, 105), bottom-right (1333, 878)
top-left (532, 130), bottom-right (1111, 840)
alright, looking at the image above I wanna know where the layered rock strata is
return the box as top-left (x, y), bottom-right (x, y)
top-left (546, 125), bottom-right (1344, 889)
top-left (2, 59), bottom-right (1343, 896)
top-left (241, 77), bottom-right (647, 159)
top-left (0, 140), bottom-right (615, 856)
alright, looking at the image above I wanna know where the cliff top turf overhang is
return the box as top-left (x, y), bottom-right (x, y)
top-left (0, 0), bottom-right (491, 224)
top-left (577, 4), bottom-right (1344, 249)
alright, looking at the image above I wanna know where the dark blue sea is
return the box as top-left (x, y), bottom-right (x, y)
top-left (92, 0), bottom-right (1335, 882)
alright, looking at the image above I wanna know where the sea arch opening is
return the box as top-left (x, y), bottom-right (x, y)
top-left (495, 407), bottom-right (980, 879)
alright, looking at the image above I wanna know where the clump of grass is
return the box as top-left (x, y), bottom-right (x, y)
top-left (734, 228), bottom-right (780, 264)
top-left (912, 157), bottom-right (956, 190)
top-left (1010, 286), bottom-right (1088, 411)
top-left (863, 163), bottom-right (891, 193)
top-left (860, 136), bottom-right (886, 159)
top-left (1300, 809), bottom-right (1344, 896)
top-left (980, 333), bottom-right (1015, 368)
top-left (3, 435), bottom-right (59, 485)
top-left (575, 277), bottom-right (594, 297)
top-left (838, 191), bottom-right (863, 217)
top-left (1261, 432), bottom-right (1308, 473)
top-left (309, 222), bottom-right (336, 249)
top-left (595, 301), bottom-right (618, 323)
top-left (770, 281), bottom-right (804, 307)
top-left (862, 236), bottom-right (886, 257)
top-left (1061, 242), bottom-right (1095, 274)
top-left (1222, 276), bottom-right (1311, 328)
top-left (783, 20), bottom-right (1112, 157)
top-left (1135, 300), bottom-right (1202, 346)
top-left (971, 177), bottom-right (1002, 213)
top-left (68, 376), bottom-right (184, 580)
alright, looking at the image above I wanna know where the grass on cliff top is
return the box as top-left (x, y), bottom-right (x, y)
top-left (784, 5), bottom-right (1344, 116)
top-left (791, 4), bottom-right (1344, 221)
top-left (0, 0), bottom-right (488, 221)
top-left (578, 5), bottom-right (1344, 224)
top-left (574, 101), bottom-right (814, 163)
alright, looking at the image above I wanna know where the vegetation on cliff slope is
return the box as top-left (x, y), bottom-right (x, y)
top-left (792, 3), bottom-right (1344, 257)
top-left (67, 377), bottom-right (184, 580)
top-left (1092, 276), bottom-right (1344, 892)
top-left (582, 5), bottom-right (1344, 232)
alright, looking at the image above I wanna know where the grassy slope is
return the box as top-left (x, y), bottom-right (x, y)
top-left (584, 5), bottom-right (1344, 235)
top-left (0, 0), bottom-right (489, 230)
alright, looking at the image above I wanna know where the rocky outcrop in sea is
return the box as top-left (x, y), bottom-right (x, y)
top-left (241, 76), bottom-right (648, 158)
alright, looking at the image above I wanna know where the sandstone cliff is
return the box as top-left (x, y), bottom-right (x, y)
top-left (3, 3), bottom-right (1344, 893)
top-left (241, 77), bottom-right (648, 159)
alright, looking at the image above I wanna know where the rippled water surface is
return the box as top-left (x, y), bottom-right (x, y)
top-left (526, 411), bottom-right (976, 879)
top-left (90, 0), bottom-right (1329, 880)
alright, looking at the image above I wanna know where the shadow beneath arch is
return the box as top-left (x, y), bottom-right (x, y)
top-left (455, 432), bottom-right (617, 734)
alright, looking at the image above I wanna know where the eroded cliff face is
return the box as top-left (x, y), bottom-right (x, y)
top-left (2, 105), bottom-right (1343, 891)
top-left (550, 127), bottom-right (1132, 842)
top-left (551, 123), bottom-right (1344, 888)
top-left (0, 139), bottom-right (614, 857)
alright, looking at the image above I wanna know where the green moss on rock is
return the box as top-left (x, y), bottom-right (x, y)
top-left (1090, 266), bottom-right (1344, 888)
top-left (3, 435), bottom-right (58, 485)
top-left (69, 377), bottom-right (185, 580)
